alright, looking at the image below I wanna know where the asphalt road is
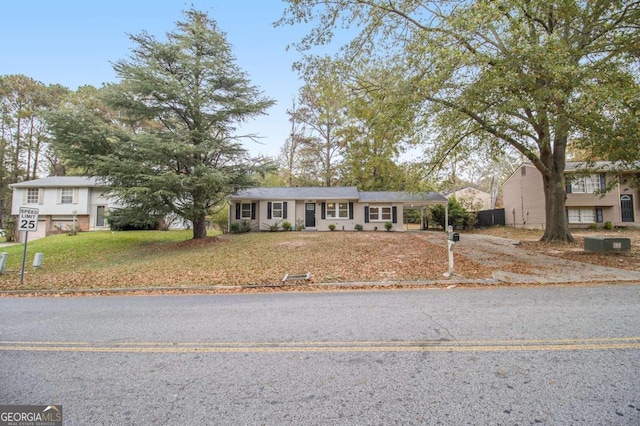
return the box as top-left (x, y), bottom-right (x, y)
top-left (1, 285), bottom-right (639, 425)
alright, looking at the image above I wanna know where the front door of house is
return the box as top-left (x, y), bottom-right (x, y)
top-left (305, 203), bottom-right (316, 228)
top-left (621, 194), bottom-right (634, 222)
top-left (96, 206), bottom-right (106, 227)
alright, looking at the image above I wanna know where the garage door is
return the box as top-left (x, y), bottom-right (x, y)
top-left (24, 220), bottom-right (47, 241)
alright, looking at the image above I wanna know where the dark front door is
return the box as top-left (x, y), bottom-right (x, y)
top-left (305, 203), bottom-right (316, 228)
top-left (621, 194), bottom-right (634, 222)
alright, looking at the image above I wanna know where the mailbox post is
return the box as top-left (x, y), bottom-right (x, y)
top-left (443, 226), bottom-right (459, 277)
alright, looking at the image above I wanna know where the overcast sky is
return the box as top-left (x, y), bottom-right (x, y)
top-left (0, 0), bottom-right (329, 158)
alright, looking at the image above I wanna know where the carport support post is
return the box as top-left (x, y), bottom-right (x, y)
top-left (20, 231), bottom-right (29, 285)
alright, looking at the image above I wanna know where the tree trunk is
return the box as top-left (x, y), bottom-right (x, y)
top-left (540, 169), bottom-right (574, 243)
top-left (192, 215), bottom-right (208, 239)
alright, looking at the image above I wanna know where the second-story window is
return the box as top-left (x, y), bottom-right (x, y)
top-left (60, 188), bottom-right (74, 204)
top-left (27, 188), bottom-right (40, 204)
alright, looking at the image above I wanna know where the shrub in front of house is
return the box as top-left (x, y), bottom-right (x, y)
top-left (384, 222), bottom-right (393, 231)
top-left (282, 220), bottom-right (292, 231)
top-left (107, 207), bottom-right (162, 231)
top-left (230, 220), bottom-right (252, 234)
top-left (328, 224), bottom-right (336, 231)
top-left (354, 224), bottom-right (363, 231)
top-left (264, 220), bottom-right (282, 232)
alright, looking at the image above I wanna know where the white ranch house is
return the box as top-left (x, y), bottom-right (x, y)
top-left (228, 186), bottom-right (448, 232)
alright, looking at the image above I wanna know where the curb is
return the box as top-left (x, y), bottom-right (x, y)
top-left (1, 277), bottom-right (639, 297)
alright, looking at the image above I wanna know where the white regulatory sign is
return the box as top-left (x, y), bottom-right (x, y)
top-left (18, 207), bottom-right (40, 232)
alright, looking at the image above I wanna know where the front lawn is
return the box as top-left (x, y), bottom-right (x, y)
top-left (0, 230), bottom-right (492, 292)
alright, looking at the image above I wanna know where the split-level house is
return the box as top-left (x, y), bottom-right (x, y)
top-left (228, 187), bottom-right (448, 232)
top-left (502, 162), bottom-right (639, 229)
top-left (10, 176), bottom-right (119, 241)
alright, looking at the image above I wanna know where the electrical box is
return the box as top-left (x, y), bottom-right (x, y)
top-left (33, 252), bottom-right (45, 268)
top-left (584, 237), bottom-right (630, 253)
top-left (0, 252), bottom-right (8, 273)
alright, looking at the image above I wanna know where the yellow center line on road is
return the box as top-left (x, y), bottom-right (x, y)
top-left (0, 337), bottom-right (639, 354)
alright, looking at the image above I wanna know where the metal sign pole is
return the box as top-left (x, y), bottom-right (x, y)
top-left (20, 231), bottom-right (28, 285)
top-left (17, 207), bottom-right (39, 285)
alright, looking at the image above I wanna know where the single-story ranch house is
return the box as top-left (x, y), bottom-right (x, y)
top-left (228, 187), bottom-right (448, 232)
top-left (503, 161), bottom-right (639, 229)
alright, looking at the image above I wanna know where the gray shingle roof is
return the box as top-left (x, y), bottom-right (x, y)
top-left (9, 176), bottom-right (108, 188)
top-left (230, 186), bottom-right (360, 200)
top-left (359, 191), bottom-right (448, 204)
top-left (230, 187), bottom-right (448, 205)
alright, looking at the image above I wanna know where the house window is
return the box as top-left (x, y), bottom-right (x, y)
top-left (241, 203), bottom-right (252, 219)
top-left (27, 188), bottom-right (40, 204)
top-left (596, 208), bottom-right (603, 223)
top-left (568, 174), bottom-right (603, 194)
top-left (369, 206), bottom-right (392, 222)
top-left (272, 202), bottom-right (283, 219)
top-left (326, 202), bottom-right (349, 219)
top-left (60, 188), bottom-right (73, 204)
top-left (567, 208), bottom-right (596, 224)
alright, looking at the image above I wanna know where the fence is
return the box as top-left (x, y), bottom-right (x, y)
top-left (475, 208), bottom-right (505, 228)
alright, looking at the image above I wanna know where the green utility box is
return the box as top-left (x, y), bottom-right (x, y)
top-left (584, 236), bottom-right (631, 253)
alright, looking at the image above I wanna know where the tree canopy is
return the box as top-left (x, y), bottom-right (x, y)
top-left (48, 9), bottom-right (275, 239)
top-left (279, 0), bottom-right (640, 242)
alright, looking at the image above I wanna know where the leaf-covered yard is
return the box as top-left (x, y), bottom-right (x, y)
top-left (0, 231), bottom-right (493, 292)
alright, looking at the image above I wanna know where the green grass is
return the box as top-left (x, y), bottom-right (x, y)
top-left (1, 230), bottom-right (207, 272)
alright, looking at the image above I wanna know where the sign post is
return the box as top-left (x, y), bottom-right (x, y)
top-left (18, 207), bottom-right (39, 285)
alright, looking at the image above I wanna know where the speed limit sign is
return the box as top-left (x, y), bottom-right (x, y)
top-left (18, 207), bottom-right (39, 232)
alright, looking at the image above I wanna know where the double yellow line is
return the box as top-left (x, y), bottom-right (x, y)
top-left (1, 337), bottom-right (639, 354)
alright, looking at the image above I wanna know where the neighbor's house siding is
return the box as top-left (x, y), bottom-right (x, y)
top-left (503, 164), bottom-right (547, 229)
top-left (10, 177), bottom-right (119, 241)
top-left (503, 163), bottom-right (640, 229)
top-left (446, 187), bottom-right (493, 211)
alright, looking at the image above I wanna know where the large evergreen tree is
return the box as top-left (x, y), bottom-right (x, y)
top-left (49, 9), bottom-right (274, 239)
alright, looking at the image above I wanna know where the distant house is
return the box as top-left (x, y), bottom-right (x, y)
top-left (444, 186), bottom-right (493, 211)
top-left (502, 162), bottom-right (639, 229)
top-left (228, 187), bottom-right (448, 232)
top-left (9, 176), bottom-right (119, 241)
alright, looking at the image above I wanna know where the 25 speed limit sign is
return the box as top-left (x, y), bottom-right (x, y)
top-left (18, 207), bottom-right (39, 232)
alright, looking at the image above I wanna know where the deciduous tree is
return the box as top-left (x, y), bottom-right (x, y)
top-left (279, 0), bottom-right (640, 242)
